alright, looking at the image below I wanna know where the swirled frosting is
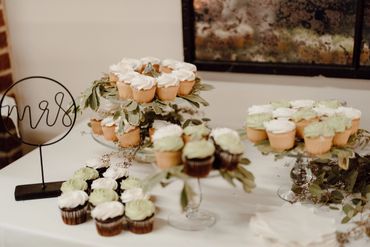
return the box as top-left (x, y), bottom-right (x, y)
top-left (292, 108), bottom-right (317, 122)
top-left (58, 190), bottom-right (88, 209)
top-left (101, 116), bottom-right (119, 127)
top-left (247, 104), bottom-right (274, 115)
top-left (91, 201), bottom-right (124, 221)
top-left (86, 158), bottom-right (109, 169)
top-left (154, 135), bottom-right (184, 152)
top-left (152, 124), bottom-right (183, 141)
top-left (324, 115), bottom-right (352, 133)
top-left (120, 188), bottom-right (149, 203)
top-left (60, 178), bottom-right (88, 193)
top-left (246, 113), bottom-right (272, 129)
top-left (120, 58), bottom-right (142, 71)
top-left (336, 107), bottom-right (362, 120)
top-left (140, 56), bottom-right (160, 65)
top-left (157, 74), bottom-right (179, 88)
top-left (131, 75), bottom-right (156, 90)
top-left (210, 128), bottom-right (240, 141)
top-left (183, 124), bottom-right (211, 139)
top-left (103, 166), bottom-right (129, 180)
top-left (214, 133), bottom-right (244, 154)
top-left (174, 62), bottom-right (197, 72)
top-left (125, 199), bottom-right (155, 221)
top-left (161, 59), bottom-right (180, 69)
top-left (89, 188), bottom-right (119, 206)
top-left (315, 100), bottom-right (341, 109)
top-left (271, 100), bottom-right (291, 109)
top-left (91, 178), bottom-right (118, 190)
top-left (290, 100), bottom-right (315, 109)
top-left (109, 62), bottom-right (133, 75)
top-left (313, 106), bottom-right (337, 117)
top-left (264, 119), bottom-right (296, 134)
top-left (120, 177), bottom-right (143, 190)
top-left (73, 167), bottom-right (99, 181)
top-left (273, 108), bottom-right (297, 120)
top-left (304, 122), bottom-right (335, 138)
top-left (182, 140), bottom-right (215, 159)
top-left (117, 71), bottom-right (140, 85)
top-left (171, 69), bottom-right (195, 81)
top-left (152, 120), bottom-right (171, 130)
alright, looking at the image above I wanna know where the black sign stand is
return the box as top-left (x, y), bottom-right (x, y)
top-left (0, 76), bottom-right (77, 201)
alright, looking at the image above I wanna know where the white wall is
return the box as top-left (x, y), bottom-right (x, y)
top-left (4, 0), bottom-right (370, 145)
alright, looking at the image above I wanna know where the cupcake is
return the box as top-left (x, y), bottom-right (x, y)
top-left (313, 106), bottom-right (337, 118)
top-left (174, 62), bottom-right (197, 73)
top-left (120, 57), bottom-right (142, 72)
top-left (212, 132), bottom-right (244, 171)
top-left (91, 201), bottom-right (125, 237)
top-left (91, 177), bottom-right (118, 192)
top-left (247, 104), bottom-right (273, 115)
top-left (270, 100), bottom-right (291, 109)
top-left (103, 166), bottom-right (129, 184)
top-left (156, 73), bottom-right (180, 101)
top-left (73, 167), bottom-right (99, 188)
top-left (116, 71), bottom-right (140, 100)
top-left (264, 119), bottom-right (296, 152)
top-left (149, 120), bottom-right (172, 141)
top-left (154, 135), bottom-right (184, 169)
top-left (120, 176), bottom-right (144, 192)
top-left (290, 100), bottom-right (315, 109)
top-left (108, 62), bottom-right (133, 83)
top-left (325, 115), bottom-right (352, 147)
top-left (272, 107), bottom-right (297, 120)
top-left (115, 121), bottom-right (141, 148)
top-left (58, 190), bottom-right (89, 225)
top-left (89, 188), bottom-right (119, 208)
top-left (245, 113), bottom-right (272, 143)
top-left (304, 122), bottom-right (335, 155)
top-left (131, 75), bottom-right (157, 103)
top-left (171, 69), bottom-right (196, 96)
top-left (160, 59), bottom-right (180, 73)
top-left (140, 56), bottom-right (161, 73)
top-left (152, 124), bottom-right (183, 142)
top-left (292, 108), bottom-right (318, 139)
top-left (121, 188), bottom-right (149, 204)
top-left (101, 116), bottom-right (119, 141)
top-left (183, 124), bottom-right (211, 143)
top-left (125, 199), bottom-right (155, 234)
top-left (90, 115), bottom-right (104, 135)
top-left (315, 100), bottom-right (341, 109)
top-left (183, 140), bottom-right (215, 178)
top-left (86, 157), bottom-right (110, 176)
top-left (60, 178), bottom-right (88, 194)
top-left (336, 107), bottom-right (362, 135)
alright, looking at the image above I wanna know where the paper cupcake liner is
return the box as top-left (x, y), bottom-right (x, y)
top-left (60, 203), bottom-right (88, 225)
top-left (184, 156), bottom-right (214, 178)
top-left (95, 216), bottom-right (124, 237)
top-left (246, 127), bottom-right (267, 143)
top-left (214, 149), bottom-right (242, 171)
top-left (127, 215), bottom-right (154, 234)
top-left (177, 80), bottom-right (195, 96)
top-left (155, 151), bottom-right (182, 169)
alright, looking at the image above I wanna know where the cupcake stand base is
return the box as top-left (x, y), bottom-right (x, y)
top-left (14, 181), bottom-right (64, 201)
top-left (168, 209), bottom-right (217, 231)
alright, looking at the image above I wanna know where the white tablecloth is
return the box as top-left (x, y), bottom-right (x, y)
top-left (0, 121), bottom-right (366, 247)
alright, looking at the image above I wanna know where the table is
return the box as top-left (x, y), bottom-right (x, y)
top-left (0, 120), bottom-right (365, 247)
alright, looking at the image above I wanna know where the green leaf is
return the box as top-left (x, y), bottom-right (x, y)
top-left (180, 183), bottom-right (188, 211)
top-left (128, 111), bottom-right (140, 126)
top-left (345, 170), bottom-right (358, 192)
top-left (236, 165), bottom-right (255, 180)
top-left (309, 184), bottom-right (324, 198)
top-left (341, 216), bottom-right (351, 224)
top-left (330, 190), bottom-right (344, 204)
top-left (113, 110), bottom-right (121, 120)
top-left (126, 101), bottom-right (138, 112)
top-left (342, 204), bottom-right (355, 215)
top-left (239, 157), bottom-right (251, 165)
top-left (219, 170), bottom-right (236, 187)
top-left (143, 170), bottom-right (168, 193)
top-left (329, 206), bottom-right (339, 210)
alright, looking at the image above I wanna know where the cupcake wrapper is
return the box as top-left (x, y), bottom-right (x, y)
top-left (184, 156), bottom-right (214, 178)
top-left (214, 149), bottom-right (242, 171)
top-left (95, 216), bottom-right (124, 237)
top-left (60, 203), bottom-right (88, 225)
top-left (127, 215), bottom-right (154, 234)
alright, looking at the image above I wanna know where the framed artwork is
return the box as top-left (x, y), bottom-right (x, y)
top-left (182, 0), bottom-right (370, 79)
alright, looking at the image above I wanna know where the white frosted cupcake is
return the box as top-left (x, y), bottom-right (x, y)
top-left (58, 190), bottom-right (89, 225)
top-left (245, 113), bottom-right (272, 143)
top-left (154, 135), bottom-right (184, 169)
top-left (121, 188), bottom-right (149, 204)
top-left (264, 119), bottom-right (296, 151)
top-left (120, 57), bottom-right (142, 72)
top-left (290, 100), bottom-right (315, 109)
top-left (91, 178), bottom-right (118, 191)
top-left (183, 124), bottom-right (211, 143)
top-left (103, 166), bottom-right (129, 184)
top-left (160, 59), bottom-right (180, 73)
top-left (152, 124), bottom-right (183, 142)
top-left (101, 116), bottom-right (119, 141)
top-left (210, 127), bottom-right (240, 140)
top-left (149, 120), bottom-right (172, 141)
top-left (91, 201), bottom-right (125, 237)
top-left (156, 73), bottom-right (180, 101)
top-left (336, 106), bottom-right (361, 135)
top-left (115, 121), bottom-right (141, 148)
top-left (174, 62), bottom-right (197, 73)
top-left (313, 106), bottom-right (337, 117)
top-left (86, 157), bottom-right (110, 176)
top-left (291, 108), bottom-right (318, 139)
top-left (171, 69), bottom-right (196, 96)
top-left (131, 75), bottom-right (157, 103)
top-left (117, 71), bottom-right (140, 100)
top-left (109, 62), bottom-right (133, 83)
top-left (272, 107), bottom-right (297, 120)
top-left (140, 56), bottom-right (161, 72)
top-left (247, 104), bottom-right (274, 115)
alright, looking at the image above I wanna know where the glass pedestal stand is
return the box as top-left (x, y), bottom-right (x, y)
top-left (168, 178), bottom-right (217, 231)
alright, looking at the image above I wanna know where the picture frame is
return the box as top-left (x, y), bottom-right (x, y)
top-left (182, 0), bottom-right (370, 79)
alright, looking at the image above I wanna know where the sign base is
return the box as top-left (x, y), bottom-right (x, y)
top-left (15, 181), bottom-right (64, 201)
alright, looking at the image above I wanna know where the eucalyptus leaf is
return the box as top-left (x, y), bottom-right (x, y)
top-left (128, 111), bottom-right (140, 126)
top-left (343, 204), bottom-right (355, 215)
top-left (341, 216), bottom-right (351, 224)
top-left (143, 170), bottom-right (168, 193)
top-left (180, 183), bottom-right (188, 211)
top-left (219, 170), bottom-right (236, 187)
top-left (239, 158), bottom-right (251, 165)
top-left (126, 101), bottom-right (138, 112)
top-left (309, 184), bottom-right (324, 198)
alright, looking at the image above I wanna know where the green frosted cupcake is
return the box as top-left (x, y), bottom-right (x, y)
top-left (182, 140), bottom-right (215, 178)
top-left (304, 122), bottom-right (335, 155)
top-left (89, 188), bottom-right (119, 207)
top-left (125, 199), bottom-right (155, 234)
top-left (213, 133), bottom-right (244, 171)
top-left (120, 177), bottom-right (144, 192)
top-left (73, 167), bottom-right (99, 188)
top-left (315, 100), bottom-right (341, 109)
top-left (324, 115), bottom-right (352, 147)
top-left (183, 124), bottom-right (211, 142)
top-left (154, 136), bottom-right (184, 169)
top-left (60, 178), bottom-right (88, 193)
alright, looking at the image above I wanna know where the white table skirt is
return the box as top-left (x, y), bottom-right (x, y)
top-left (0, 120), bottom-right (365, 247)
